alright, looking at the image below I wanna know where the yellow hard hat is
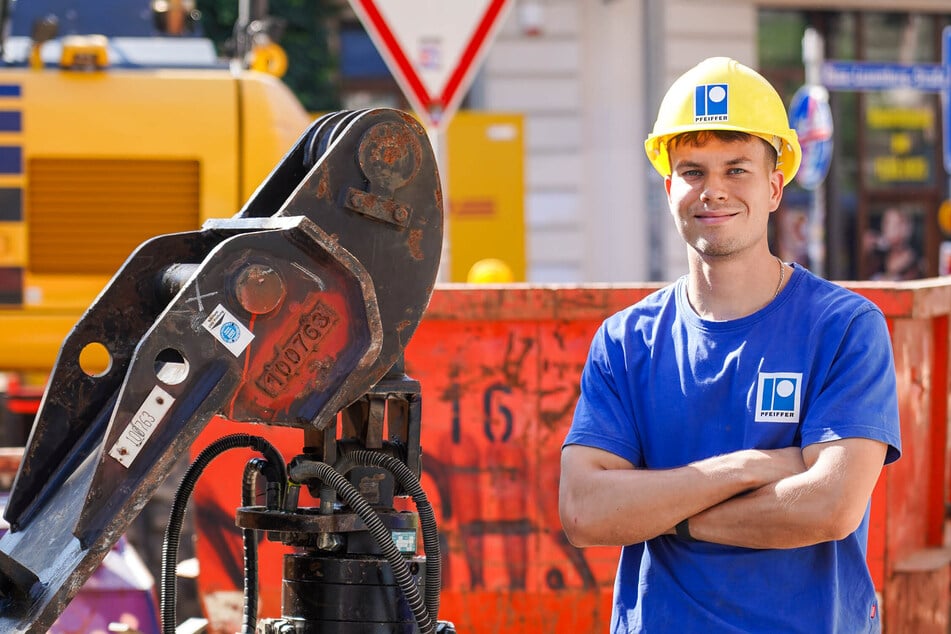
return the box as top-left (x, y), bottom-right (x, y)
top-left (644, 57), bottom-right (801, 185)
top-left (467, 258), bottom-right (514, 283)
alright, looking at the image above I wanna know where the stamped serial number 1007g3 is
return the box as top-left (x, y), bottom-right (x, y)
top-left (256, 300), bottom-right (339, 398)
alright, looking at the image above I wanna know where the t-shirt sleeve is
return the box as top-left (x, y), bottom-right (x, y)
top-left (800, 305), bottom-right (901, 464)
top-left (563, 321), bottom-right (642, 466)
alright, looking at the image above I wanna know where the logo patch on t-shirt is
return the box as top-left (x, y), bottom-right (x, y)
top-left (755, 372), bottom-right (802, 423)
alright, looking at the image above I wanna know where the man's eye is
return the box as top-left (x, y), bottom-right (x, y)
top-left (728, 168), bottom-right (747, 175)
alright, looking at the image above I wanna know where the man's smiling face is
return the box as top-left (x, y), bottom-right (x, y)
top-left (665, 133), bottom-right (784, 259)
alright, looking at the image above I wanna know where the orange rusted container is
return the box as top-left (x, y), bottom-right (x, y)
top-left (190, 279), bottom-right (951, 633)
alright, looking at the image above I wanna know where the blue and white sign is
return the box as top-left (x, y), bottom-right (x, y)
top-left (202, 303), bottom-right (255, 356)
top-left (943, 26), bottom-right (951, 173)
top-left (821, 60), bottom-right (947, 92)
top-left (788, 84), bottom-right (834, 191)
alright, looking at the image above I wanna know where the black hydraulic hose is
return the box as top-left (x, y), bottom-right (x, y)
top-left (289, 459), bottom-right (436, 634)
top-left (240, 458), bottom-right (269, 634)
top-left (161, 434), bottom-right (286, 634)
top-left (339, 450), bottom-right (441, 625)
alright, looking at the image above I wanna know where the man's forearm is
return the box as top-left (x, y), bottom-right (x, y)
top-left (560, 446), bottom-right (806, 547)
top-left (685, 439), bottom-right (887, 549)
top-left (562, 458), bottom-right (752, 546)
top-left (685, 473), bottom-right (840, 549)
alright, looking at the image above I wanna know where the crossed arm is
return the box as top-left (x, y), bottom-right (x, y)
top-left (558, 437), bottom-right (888, 549)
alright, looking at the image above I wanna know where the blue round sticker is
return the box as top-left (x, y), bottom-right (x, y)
top-left (220, 322), bottom-right (240, 343)
top-left (788, 84), bottom-right (834, 191)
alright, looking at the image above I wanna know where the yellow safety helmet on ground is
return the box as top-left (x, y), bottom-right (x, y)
top-left (467, 258), bottom-right (515, 283)
top-left (644, 57), bottom-right (801, 186)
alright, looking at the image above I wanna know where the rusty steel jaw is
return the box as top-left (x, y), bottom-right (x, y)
top-left (0, 108), bottom-right (442, 632)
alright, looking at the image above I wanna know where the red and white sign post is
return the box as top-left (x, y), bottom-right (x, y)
top-left (348, 0), bottom-right (515, 279)
top-left (348, 0), bottom-right (514, 131)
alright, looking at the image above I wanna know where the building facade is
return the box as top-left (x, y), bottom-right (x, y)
top-left (338, 0), bottom-right (951, 283)
top-left (472, 0), bottom-right (951, 282)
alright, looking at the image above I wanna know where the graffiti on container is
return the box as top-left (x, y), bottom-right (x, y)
top-left (190, 318), bottom-right (619, 632)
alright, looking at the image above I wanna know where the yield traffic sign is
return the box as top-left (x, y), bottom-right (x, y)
top-left (348, 0), bottom-right (514, 130)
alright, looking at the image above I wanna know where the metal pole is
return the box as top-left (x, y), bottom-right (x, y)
top-left (803, 27), bottom-right (827, 277)
top-left (428, 126), bottom-right (450, 282)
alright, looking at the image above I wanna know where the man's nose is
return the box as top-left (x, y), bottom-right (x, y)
top-left (699, 176), bottom-right (728, 202)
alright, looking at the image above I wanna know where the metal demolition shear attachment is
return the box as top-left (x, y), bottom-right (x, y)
top-left (0, 108), bottom-right (443, 632)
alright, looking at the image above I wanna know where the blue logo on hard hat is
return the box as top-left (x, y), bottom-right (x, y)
top-left (695, 83), bottom-right (728, 122)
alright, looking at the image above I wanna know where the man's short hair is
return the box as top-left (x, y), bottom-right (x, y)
top-left (667, 130), bottom-right (778, 171)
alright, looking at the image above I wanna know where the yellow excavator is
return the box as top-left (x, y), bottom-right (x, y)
top-left (0, 0), bottom-right (313, 440)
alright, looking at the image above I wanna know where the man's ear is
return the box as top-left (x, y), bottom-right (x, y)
top-left (768, 169), bottom-right (784, 212)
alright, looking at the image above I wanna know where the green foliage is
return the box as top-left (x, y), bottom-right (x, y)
top-left (196, 0), bottom-right (342, 112)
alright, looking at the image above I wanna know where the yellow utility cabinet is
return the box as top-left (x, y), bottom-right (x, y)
top-left (446, 112), bottom-right (526, 282)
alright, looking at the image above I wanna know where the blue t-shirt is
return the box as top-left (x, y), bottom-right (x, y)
top-left (565, 264), bottom-right (901, 633)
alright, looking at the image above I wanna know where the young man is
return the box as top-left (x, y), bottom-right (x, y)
top-left (559, 57), bottom-right (901, 632)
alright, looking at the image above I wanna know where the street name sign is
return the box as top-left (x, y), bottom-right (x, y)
top-left (821, 60), bottom-right (946, 93)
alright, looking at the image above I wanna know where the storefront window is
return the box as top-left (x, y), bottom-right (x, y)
top-left (862, 202), bottom-right (928, 280)
top-left (864, 92), bottom-right (938, 190)
top-left (758, 8), bottom-right (951, 279)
